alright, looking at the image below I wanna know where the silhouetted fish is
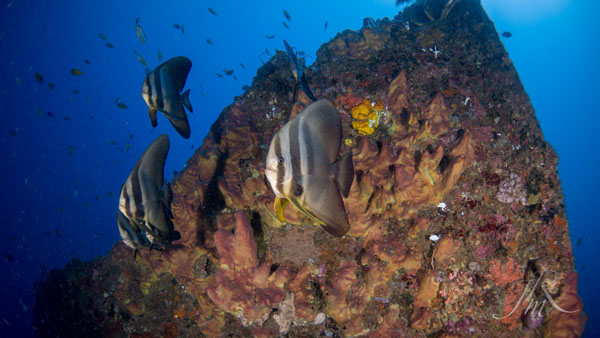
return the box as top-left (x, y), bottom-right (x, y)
top-left (283, 10), bottom-right (291, 22)
top-left (119, 134), bottom-right (181, 249)
top-left (502, 31), bottom-right (512, 38)
top-left (208, 8), bottom-right (218, 16)
top-left (105, 42), bottom-right (115, 48)
top-left (265, 34), bottom-right (275, 39)
top-left (283, 21), bottom-right (290, 30)
top-left (48, 82), bottom-right (55, 90)
top-left (142, 56), bottom-right (193, 138)
top-left (34, 73), bottom-right (43, 83)
top-left (265, 100), bottom-right (354, 236)
top-left (70, 68), bottom-right (83, 76)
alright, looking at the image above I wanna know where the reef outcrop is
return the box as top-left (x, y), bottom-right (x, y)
top-left (34, 0), bottom-right (585, 337)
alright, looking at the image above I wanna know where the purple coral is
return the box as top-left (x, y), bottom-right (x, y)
top-left (497, 173), bottom-right (527, 205)
top-left (523, 309), bottom-right (544, 329)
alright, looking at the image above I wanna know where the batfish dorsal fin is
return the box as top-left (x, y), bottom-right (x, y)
top-left (159, 56), bottom-right (192, 93)
top-left (301, 176), bottom-right (350, 237)
top-left (135, 134), bottom-right (170, 191)
top-left (300, 100), bottom-right (341, 163)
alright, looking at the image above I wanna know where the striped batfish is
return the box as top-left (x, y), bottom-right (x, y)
top-left (117, 209), bottom-right (150, 253)
top-left (142, 56), bottom-right (193, 139)
top-left (265, 99), bottom-right (354, 236)
top-left (118, 134), bottom-right (181, 250)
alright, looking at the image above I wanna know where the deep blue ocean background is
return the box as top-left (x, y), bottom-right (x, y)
top-left (0, 0), bottom-right (597, 336)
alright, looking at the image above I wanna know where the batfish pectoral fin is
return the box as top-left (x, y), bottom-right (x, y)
top-left (181, 89), bottom-right (193, 113)
top-left (149, 108), bottom-right (158, 127)
top-left (331, 151), bottom-right (354, 198)
top-left (301, 177), bottom-right (350, 237)
top-left (274, 197), bottom-right (289, 222)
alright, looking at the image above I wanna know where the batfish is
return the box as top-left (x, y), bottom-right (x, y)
top-left (119, 134), bottom-right (181, 249)
top-left (142, 56), bottom-right (193, 138)
top-left (265, 100), bottom-right (354, 236)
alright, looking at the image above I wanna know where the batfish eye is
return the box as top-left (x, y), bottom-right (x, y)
top-left (278, 157), bottom-right (284, 164)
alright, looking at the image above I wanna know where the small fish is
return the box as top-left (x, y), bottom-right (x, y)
top-left (134, 49), bottom-right (148, 66)
top-left (283, 10), bottom-right (291, 22)
top-left (233, 74), bottom-right (237, 81)
top-left (265, 48), bottom-right (271, 56)
top-left (126, 143), bottom-right (130, 151)
top-left (9, 130), bottom-right (16, 136)
top-left (117, 102), bottom-right (128, 109)
top-left (240, 62), bottom-right (246, 70)
top-left (216, 72), bottom-right (224, 78)
top-left (4, 253), bottom-right (14, 262)
top-left (35, 73), bottom-right (43, 83)
top-left (113, 97), bottom-right (120, 104)
top-left (283, 21), bottom-right (290, 30)
top-left (136, 17), bottom-right (140, 24)
top-left (242, 85), bottom-right (250, 91)
top-left (105, 42), bottom-right (115, 48)
top-left (190, 144), bottom-right (194, 150)
top-left (47, 112), bottom-right (55, 118)
top-left (119, 134), bottom-right (181, 250)
top-left (325, 21), bottom-right (328, 31)
top-left (83, 59), bottom-right (91, 64)
top-left (63, 116), bottom-right (70, 121)
top-left (265, 100), bottom-right (354, 237)
top-left (67, 145), bottom-right (75, 155)
top-left (142, 56), bottom-right (193, 138)
top-left (136, 24), bottom-right (147, 43)
top-left (48, 82), bottom-right (55, 90)
top-left (576, 237), bottom-right (582, 247)
top-left (297, 51), bottom-right (305, 57)
top-left (128, 133), bottom-right (134, 140)
top-left (72, 90), bottom-right (80, 94)
top-left (99, 33), bottom-right (107, 41)
top-left (181, 24), bottom-right (184, 35)
top-left (208, 8), bottom-right (218, 16)
top-left (396, 0), bottom-right (411, 5)
top-left (173, 24), bottom-right (181, 29)
top-left (265, 34), bottom-right (275, 39)
top-left (223, 68), bottom-right (234, 76)
top-left (70, 68), bottom-right (84, 76)
top-left (502, 31), bottom-right (512, 38)
top-left (158, 50), bottom-right (163, 62)
top-left (206, 38), bottom-right (214, 45)
top-left (15, 77), bottom-right (21, 86)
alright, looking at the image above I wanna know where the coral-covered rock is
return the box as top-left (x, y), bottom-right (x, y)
top-left (34, 0), bottom-right (585, 336)
top-left (207, 211), bottom-right (290, 326)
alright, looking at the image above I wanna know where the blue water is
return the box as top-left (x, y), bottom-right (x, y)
top-left (0, 0), bottom-right (597, 336)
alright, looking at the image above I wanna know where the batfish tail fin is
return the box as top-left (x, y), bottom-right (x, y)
top-left (332, 152), bottom-right (354, 198)
top-left (181, 89), bottom-right (193, 113)
top-left (149, 108), bottom-right (158, 127)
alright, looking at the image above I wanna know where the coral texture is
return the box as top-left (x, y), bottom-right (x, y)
top-left (34, 0), bottom-right (585, 337)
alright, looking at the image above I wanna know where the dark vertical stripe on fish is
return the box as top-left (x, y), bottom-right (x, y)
top-left (122, 187), bottom-right (131, 219)
top-left (273, 134), bottom-right (284, 194)
top-left (130, 168), bottom-right (145, 219)
top-left (288, 118), bottom-right (301, 175)
top-left (145, 76), bottom-right (153, 106)
top-left (300, 115), bottom-right (314, 175)
top-left (153, 70), bottom-right (164, 110)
